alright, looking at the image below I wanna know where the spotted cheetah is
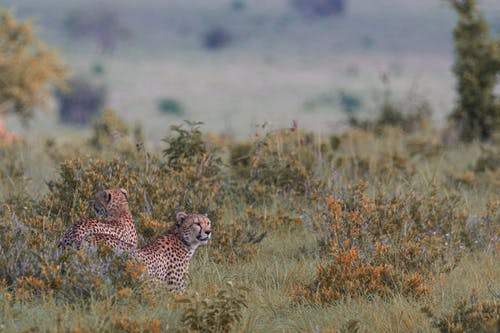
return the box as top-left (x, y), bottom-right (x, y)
top-left (59, 188), bottom-right (137, 251)
top-left (78, 212), bottom-right (212, 291)
top-left (136, 212), bottom-right (212, 291)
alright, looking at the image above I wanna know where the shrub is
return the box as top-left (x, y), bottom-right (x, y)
top-left (0, 142), bottom-right (29, 203)
top-left (232, 129), bottom-right (324, 201)
top-left (475, 146), bottom-right (500, 173)
top-left (296, 182), bottom-right (498, 304)
top-left (57, 75), bottom-right (107, 125)
top-left (202, 27), bottom-right (233, 50)
top-left (231, 1), bottom-right (246, 12)
top-left (349, 88), bottom-right (432, 135)
top-left (157, 98), bottom-right (185, 116)
top-left (291, 0), bottom-right (346, 19)
top-left (334, 147), bottom-right (415, 181)
top-left (0, 209), bottom-right (148, 302)
top-left (180, 282), bottom-right (248, 333)
top-left (162, 121), bottom-right (218, 170)
top-left (209, 216), bottom-right (265, 264)
top-left (44, 121), bottom-right (224, 235)
top-left (229, 141), bottom-right (253, 177)
top-left (423, 294), bottom-right (500, 333)
top-left (88, 108), bottom-right (131, 151)
top-left (43, 156), bottom-right (223, 235)
top-left (340, 91), bottom-right (362, 114)
top-left (448, 0), bottom-right (500, 141)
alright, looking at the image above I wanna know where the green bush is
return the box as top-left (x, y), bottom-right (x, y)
top-left (157, 98), bottom-right (185, 116)
top-left (88, 109), bottom-right (131, 151)
top-left (180, 282), bottom-right (248, 333)
top-left (234, 129), bottom-right (324, 199)
top-left (162, 121), bottom-right (221, 173)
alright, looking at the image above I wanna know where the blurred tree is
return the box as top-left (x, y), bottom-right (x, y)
top-left (0, 8), bottom-right (66, 141)
top-left (202, 27), bottom-right (233, 50)
top-left (448, 0), bottom-right (500, 141)
top-left (57, 75), bottom-right (107, 125)
top-left (63, 6), bottom-right (128, 54)
top-left (291, 0), bottom-right (346, 19)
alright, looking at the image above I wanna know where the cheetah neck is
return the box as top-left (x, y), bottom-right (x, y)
top-left (103, 210), bottom-right (133, 224)
top-left (161, 225), bottom-right (195, 249)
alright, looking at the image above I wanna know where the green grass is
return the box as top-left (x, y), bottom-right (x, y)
top-left (0, 118), bottom-right (498, 332)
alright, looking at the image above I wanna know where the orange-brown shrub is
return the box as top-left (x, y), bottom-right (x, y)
top-left (297, 181), bottom-right (498, 304)
top-left (423, 294), bottom-right (500, 333)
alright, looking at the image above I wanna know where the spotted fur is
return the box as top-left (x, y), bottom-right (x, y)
top-left (59, 188), bottom-right (137, 251)
top-left (77, 212), bottom-right (212, 291)
top-left (136, 212), bottom-right (212, 291)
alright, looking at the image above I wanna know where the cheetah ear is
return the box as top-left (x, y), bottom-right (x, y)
top-left (176, 212), bottom-right (187, 225)
top-left (105, 191), bottom-right (112, 203)
top-left (120, 188), bottom-right (128, 199)
top-left (204, 213), bottom-right (208, 217)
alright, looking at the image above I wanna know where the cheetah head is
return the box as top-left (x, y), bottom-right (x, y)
top-left (93, 188), bottom-right (130, 217)
top-left (176, 212), bottom-right (212, 247)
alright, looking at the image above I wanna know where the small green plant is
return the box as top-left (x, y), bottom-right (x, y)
top-left (88, 108), bottom-right (130, 150)
top-left (180, 282), bottom-right (248, 333)
top-left (162, 121), bottom-right (221, 175)
top-left (157, 98), bottom-right (185, 116)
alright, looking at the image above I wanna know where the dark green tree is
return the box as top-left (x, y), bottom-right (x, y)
top-left (448, 0), bottom-right (500, 141)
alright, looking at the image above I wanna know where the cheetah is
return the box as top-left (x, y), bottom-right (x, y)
top-left (59, 188), bottom-right (137, 251)
top-left (78, 212), bottom-right (212, 291)
top-left (135, 212), bottom-right (212, 291)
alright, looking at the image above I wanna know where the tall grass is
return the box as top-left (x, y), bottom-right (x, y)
top-left (0, 114), bottom-right (498, 332)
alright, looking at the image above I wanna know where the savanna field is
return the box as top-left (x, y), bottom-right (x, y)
top-left (1, 114), bottom-right (499, 332)
top-left (0, 0), bottom-right (500, 333)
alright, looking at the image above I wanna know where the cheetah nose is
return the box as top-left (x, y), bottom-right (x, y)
top-left (206, 230), bottom-right (211, 236)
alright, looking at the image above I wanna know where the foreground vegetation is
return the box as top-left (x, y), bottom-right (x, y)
top-left (0, 111), bottom-right (498, 332)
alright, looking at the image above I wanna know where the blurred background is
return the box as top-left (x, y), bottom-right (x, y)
top-left (3, 0), bottom-right (500, 140)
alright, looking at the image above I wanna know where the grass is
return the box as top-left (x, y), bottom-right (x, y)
top-left (0, 113), bottom-right (498, 332)
top-left (0, 235), bottom-right (497, 332)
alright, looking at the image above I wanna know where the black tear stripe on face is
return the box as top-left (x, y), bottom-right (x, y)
top-left (195, 222), bottom-right (202, 236)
